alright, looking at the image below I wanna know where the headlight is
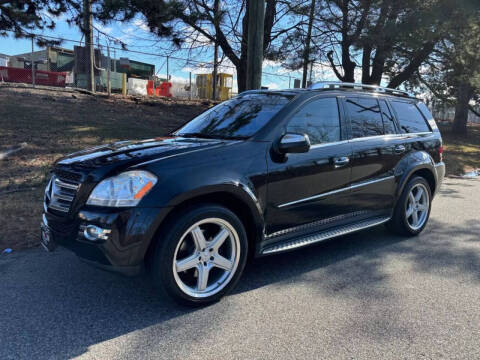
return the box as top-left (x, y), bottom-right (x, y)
top-left (87, 170), bottom-right (157, 207)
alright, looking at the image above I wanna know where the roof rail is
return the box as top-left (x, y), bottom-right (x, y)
top-left (308, 81), bottom-right (413, 97)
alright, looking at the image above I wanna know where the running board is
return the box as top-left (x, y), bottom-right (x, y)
top-left (261, 216), bottom-right (390, 255)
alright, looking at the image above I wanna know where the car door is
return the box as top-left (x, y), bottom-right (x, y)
top-left (388, 99), bottom-right (437, 160)
top-left (265, 96), bottom-right (353, 235)
top-left (343, 96), bottom-right (400, 214)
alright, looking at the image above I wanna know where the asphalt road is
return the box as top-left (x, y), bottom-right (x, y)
top-left (1, 177), bottom-right (480, 360)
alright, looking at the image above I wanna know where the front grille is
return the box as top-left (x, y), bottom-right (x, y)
top-left (45, 172), bottom-right (81, 214)
top-left (54, 168), bottom-right (82, 183)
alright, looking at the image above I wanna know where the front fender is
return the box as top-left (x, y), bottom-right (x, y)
top-left (166, 181), bottom-right (265, 227)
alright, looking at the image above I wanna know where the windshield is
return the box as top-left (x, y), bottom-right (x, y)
top-left (175, 93), bottom-right (292, 139)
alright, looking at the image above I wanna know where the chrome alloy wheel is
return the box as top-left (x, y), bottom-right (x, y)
top-left (405, 183), bottom-right (429, 231)
top-left (172, 218), bottom-right (240, 298)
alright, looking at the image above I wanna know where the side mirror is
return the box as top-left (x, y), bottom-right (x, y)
top-left (278, 133), bottom-right (311, 154)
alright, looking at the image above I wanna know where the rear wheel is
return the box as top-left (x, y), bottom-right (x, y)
top-left (152, 204), bottom-right (248, 305)
top-left (387, 176), bottom-right (432, 236)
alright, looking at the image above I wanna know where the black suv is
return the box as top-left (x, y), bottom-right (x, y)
top-left (41, 82), bottom-right (445, 305)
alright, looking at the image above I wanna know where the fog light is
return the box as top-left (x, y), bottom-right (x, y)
top-left (84, 225), bottom-right (111, 241)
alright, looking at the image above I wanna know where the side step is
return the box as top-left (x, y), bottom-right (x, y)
top-left (261, 216), bottom-right (390, 255)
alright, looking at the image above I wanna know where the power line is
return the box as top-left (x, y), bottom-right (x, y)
top-left (4, 30), bottom-right (301, 81)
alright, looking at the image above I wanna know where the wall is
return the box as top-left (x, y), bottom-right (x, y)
top-left (433, 105), bottom-right (480, 124)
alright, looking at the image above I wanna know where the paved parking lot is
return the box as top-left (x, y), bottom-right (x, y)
top-left (1, 177), bottom-right (479, 359)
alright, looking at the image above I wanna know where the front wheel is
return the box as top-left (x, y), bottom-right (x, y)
top-left (387, 176), bottom-right (432, 236)
top-left (152, 204), bottom-right (248, 306)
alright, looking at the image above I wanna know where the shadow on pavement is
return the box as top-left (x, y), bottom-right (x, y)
top-left (238, 218), bottom-right (480, 296)
top-left (1, 206), bottom-right (479, 359)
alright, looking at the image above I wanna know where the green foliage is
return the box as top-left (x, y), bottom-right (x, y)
top-left (96, 0), bottom-right (185, 46)
top-left (417, 0), bottom-right (480, 103)
top-left (0, 0), bottom-right (73, 38)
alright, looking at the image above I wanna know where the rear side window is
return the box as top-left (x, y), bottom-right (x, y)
top-left (345, 97), bottom-right (384, 138)
top-left (379, 100), bottom-right (397, 134)
top-left (287, 97), bottom-right (341, 145)
top-left (390, 101), bottom-right (431, 133)
top-left (417, 102), bottom-right (438, 130)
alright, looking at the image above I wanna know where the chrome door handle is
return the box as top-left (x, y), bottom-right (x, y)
top-left (333, 156), bottom-right (350, 167)
top-left (394, 145), bottom-right (406, 154)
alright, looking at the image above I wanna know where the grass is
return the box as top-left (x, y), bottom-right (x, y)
top-left (0, 86), bottom-right (208, 250)
top-left (440, 123), bottom-right (480, 176)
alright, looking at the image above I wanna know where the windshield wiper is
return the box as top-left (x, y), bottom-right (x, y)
top-left (178, 132), bottom-right (216, 139)
top-left (178, 133), bottom-right (248, 140)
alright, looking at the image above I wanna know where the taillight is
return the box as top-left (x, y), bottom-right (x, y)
top-left (439, 145), bottom-right (443, 162)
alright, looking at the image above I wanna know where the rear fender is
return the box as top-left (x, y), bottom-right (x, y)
top-left (394, 151), bottom-right (437, 199)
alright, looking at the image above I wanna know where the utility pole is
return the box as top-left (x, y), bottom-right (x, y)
top-left (83, 0), bottom-right (95, 92)
top-left (212, 44), bottom-right (218, 100)
top-left (166, 56), bottom-right (169, 82)
top-left (189, 72), bottom-right (192, 100)
top-left (302, 0), bottom-right (316, 88)
top-left (246, 0), bottom-right (265, 90)
top-left (107, 42), bottom-right (111, 96)
top-left (31, 36), bottom-right (35, 87)
top-left (212, 0), bottom-right (220, 100)
top-left (309, 60), bottom-right (314, 86)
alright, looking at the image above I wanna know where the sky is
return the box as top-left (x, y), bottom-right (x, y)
top-left (0, 12), bottom-right (342, 92)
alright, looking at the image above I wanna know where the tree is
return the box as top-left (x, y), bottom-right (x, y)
top-left (301, 0), bottom-right (315, 88)
top-left (0, 0), bottom-right (71, 38)
top-left (412, 0), bottom-right (480, 134)
top-left (261, 0), bottom-right (327, 84)
top-left (450, 21), bottom-right (480, 134)
top-left (290, 0), bottom-right (455, 88)
top-left (97, 0), bottom-right (303, 92)
top-left (418, 0), bottom-right (480, 134)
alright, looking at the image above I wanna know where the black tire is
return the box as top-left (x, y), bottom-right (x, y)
top-left (387, 176), bottom-right (432, 236)
top-left (151, 204), bottom-right (248, 306)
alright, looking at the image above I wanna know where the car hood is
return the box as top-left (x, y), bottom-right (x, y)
top-left (55, 136), bottom-right (231, 170)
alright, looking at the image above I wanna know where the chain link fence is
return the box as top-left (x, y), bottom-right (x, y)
top-left (0, 33), bottom-right (302, 101)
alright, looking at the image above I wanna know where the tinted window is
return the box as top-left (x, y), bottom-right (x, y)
top-left (379, 100), bottom-right (397, 134)
top-left (416, 102), bottom-right (433, 120)
top-left (346, 97), bottom-right (384, 138)
top-left (390, 101), bottom-right (431, 133)
top-left (416, 102), bottom-right (438, 130)
top-left (287, 97), bottom-right (341, 145)
top-left (176, 93), bottom-right (291, 139)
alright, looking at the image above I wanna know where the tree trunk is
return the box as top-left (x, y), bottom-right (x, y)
top-left (212, 0), bottom-right (220, 100)
top-left (361, 45), bottom-right (371, 83)
top-left (341, 49), bottom-right (356, 83)
top-left (452, 82), bottom-right (474, 135)
top-left (237, 57), bottom-right (248, 93)
top-left (387, 42), bottom-right (435, 89)
top-left (83, 0), bottom-right (94, 92)
top-left (236, 0), bottom-right (250, 93)
top-left (302, 0), bottom-right (316, 88)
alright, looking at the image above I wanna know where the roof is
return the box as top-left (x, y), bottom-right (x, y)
top-left (309, 81), bottom-right (413, 97)
top-left (240, 82), bottom-right (416, 99)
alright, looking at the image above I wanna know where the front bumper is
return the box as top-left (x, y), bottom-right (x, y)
top-left (42, 206), bottom-right (171, 276)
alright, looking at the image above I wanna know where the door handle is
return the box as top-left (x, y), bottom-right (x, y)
top-left (394, 145), bottom-right (406, 154)
top-left (333, 156), bottom-right (350, 168)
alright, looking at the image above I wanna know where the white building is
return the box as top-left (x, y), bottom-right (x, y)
top-left (0, 53), bottom-right (9, 67)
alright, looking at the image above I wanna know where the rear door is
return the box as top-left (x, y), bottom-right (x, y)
top-left (343, 96), bottom-right (399, 214)
top-left (266, 96), bottom-right (352, 235)
top-left (388, 98), bottom-right (438, 164)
